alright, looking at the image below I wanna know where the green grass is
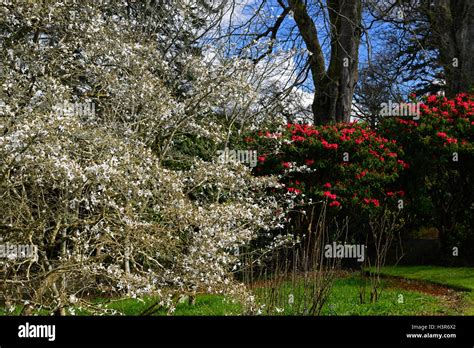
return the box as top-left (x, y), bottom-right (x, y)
top-left (374, 265), bottom-right (474, 315)
top-left (107, 275), bottom-right (461, 315)
top-left (254, 275), bottom-right (458, 316)
top-left (103, 266), bottom-right (474, 316)
top-left (466, 294), bottom-right (474, 315)
top-left (322, 276), bottom-right (458, 315)
top-left (73, 294), bottom-right (242, 316)
top-left (0, 294), bottom-right (242, 316)
top-left (2, 266), bottom-right (471, 316)
top-left (85, 275), bottom-right (459, 316)
top-left (375, 266), bottom-right (474, 291)
top-left (106, 294), bottom-right (242, 316)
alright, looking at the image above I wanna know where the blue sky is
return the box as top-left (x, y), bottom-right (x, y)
top-left (215, 0), bottom-right (434, 99)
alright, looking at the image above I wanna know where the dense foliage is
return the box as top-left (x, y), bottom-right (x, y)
top-left (243, 122), bottom-right (407, 241)
top-left (242, 93), bottom-right (473, 264)
top-left (379, 93), bottom-right (474, 262)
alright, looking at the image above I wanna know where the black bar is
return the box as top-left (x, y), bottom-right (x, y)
top-left (0, 316), bottom-right (473, 346)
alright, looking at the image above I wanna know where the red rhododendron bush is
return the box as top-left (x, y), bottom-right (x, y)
top-left (241, 121), bottom-right (412, 307)
top-left (1, 1), bottom-right (473, 319)
top-left (379, 93), bottom-right (474, 259)
top-left (245, 122), bottom-right (407, 231)
top-left (245, 93), bottom-right (473, 264)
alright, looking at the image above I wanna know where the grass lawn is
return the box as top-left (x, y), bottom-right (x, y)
top-left (375, 265), bottom-right (474, 315)
top-left (254, 274), bottom-right (458, 316)
top-left (375, 266), bottom-right (474, 291)
top-left (2, 267), bottom-right (471, 316)
top-left (74, 272), bottom-right (466, 316)
top-left (321, 276), bottom-right (458, 315)
top-left (0, 294), bottom-right (242, 316)
top-left (60, 274), bottom-right (454, 316)
top-left (104, 294), bottom-right (242, 316)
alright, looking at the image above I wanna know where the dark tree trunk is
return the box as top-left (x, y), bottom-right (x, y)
top-left (289, 0), bottom-right (362, 124)
top-left (428, 1), bottom-right (474, 96)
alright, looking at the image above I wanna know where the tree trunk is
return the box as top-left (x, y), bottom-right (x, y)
top-left (289, 0), bottom-right (362, 124)
top-left (314, 0), bottom-right (362, 123)
top-left (429, 1), bottom-right (474, 96)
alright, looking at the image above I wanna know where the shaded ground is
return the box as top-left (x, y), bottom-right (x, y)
top-left (377, 266), bottom-right (474, 315)
top-left (376, 266), bottom-right (474, 291)
top-left (251, 271), bottom-right (461, 315)
top-left (385, 276), bottom-right (457, 296)
top-left (384, 277), bottom-right (466, 313)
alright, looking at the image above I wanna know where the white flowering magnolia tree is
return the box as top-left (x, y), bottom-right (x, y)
top-left (0, 1), bottom-right (291, 314)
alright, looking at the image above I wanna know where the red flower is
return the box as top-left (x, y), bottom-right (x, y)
top-left (258, 156), bottom-right (266, 163)
top-left (323, 191), bottom-right (337, 200)
top-left (343, 128), bottom-right (356, 134)
top-left (282, 162), bottom-right (291, 168)
top-left (397, 159), bottom-right (409, 169)
top-left (437, 132), bottom-right (448, 138)
top-left (329, 201), bottom-right (341, 207)
top-left (355, 170), bottom-right (368, 180)
top-left (287, 187), bottom-right (301, 195)
top-left (287, 187), bottom-right (301, 194)
top-left (305, 159), bottom-right (315, 166)
top-left (340, 134), bottom-right (351, 141)
top-left (323, 182), bottom-right (332, 188)
top-left (292, 135), bottom-right (306, 142)
top-left (321, 140), bottom-right (338, 150)
top-left (363, 198), bottom-right (380, 207)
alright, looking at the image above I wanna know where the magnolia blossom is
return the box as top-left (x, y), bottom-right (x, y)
top-left (0, 2), bottom-right (291, 315)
